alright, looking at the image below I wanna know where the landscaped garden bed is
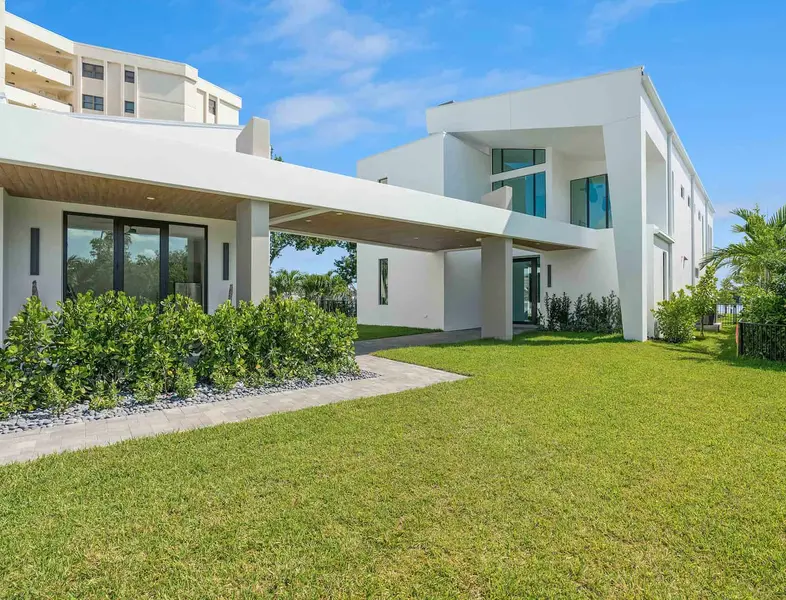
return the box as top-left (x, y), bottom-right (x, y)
top-left (0, 292), bottom-right (365, 427)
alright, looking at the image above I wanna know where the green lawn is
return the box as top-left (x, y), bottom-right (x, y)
top-left (2, 331), bottom-right (786, 598)
top-left (355, 323), bottom-right (439, 341)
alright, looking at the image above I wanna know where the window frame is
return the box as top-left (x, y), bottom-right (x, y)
top-left (124, 100), bottom-right (135, 114)
top-left (82, 94), bottom-right (104, 112)
top-left (82, 62), bottom-right (104, 80)
top-left (378, 258), bottom-right (389, 306)
top-left (62, 211), bottom-right (209, 309)
top-left (570, 174), bottom-right (612, 229)
top-left (208, 99), bottom-right (217, 115)
top-left (124, 69), bottom-right (135, 84)
top-left (492, 148), bottom-right (546, 175)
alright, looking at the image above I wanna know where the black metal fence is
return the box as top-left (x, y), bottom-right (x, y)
top-left (738, 321), bottom-right (786, 362)
top-left (715, 304), bottom-right (742, 328)
top-left (315, 297), bottom-right (357, 318)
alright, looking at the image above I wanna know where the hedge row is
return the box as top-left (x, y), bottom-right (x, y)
top-left (0, 292), bottom-right (358, 417)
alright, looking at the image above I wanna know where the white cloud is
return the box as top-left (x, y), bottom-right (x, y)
top-left (267, 94), bottom-right (349, 131)
top-left (584, 0), bottom-right (684, 44)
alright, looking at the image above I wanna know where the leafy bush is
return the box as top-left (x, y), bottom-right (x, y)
top-left (653, 290), bottom-right (696, 343)
top-left (0, 293), bottom-right (358, 417)
top-left (543, 291), bottom-right (622, 334)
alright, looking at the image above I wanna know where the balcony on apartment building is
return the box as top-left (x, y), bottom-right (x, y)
top-left (5, 11), bottom-right (75, 112)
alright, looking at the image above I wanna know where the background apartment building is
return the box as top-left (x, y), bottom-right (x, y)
top-left (0, 2), bottom-right (241, 124)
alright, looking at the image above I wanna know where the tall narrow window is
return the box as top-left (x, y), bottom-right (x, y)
top-left (547, 264), bottom-right (552, 288)
top-left (570, 175), bottom-right (612, 229)
top-left (222, 243), bottom-right (230, 280)
top-left (208, 99), bottom-right (217, 115)
top-left (378, 258), bottom-right (389, 306)
top-left (30, 228), bottom-right (40, 276)
top-left (662, 251), bottom-right (668, 301)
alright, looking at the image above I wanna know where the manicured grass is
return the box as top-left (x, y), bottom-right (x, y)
top-left (2, 331), bottom-right (786, 597)
top-left (356, 323), bottom-right (439, 341)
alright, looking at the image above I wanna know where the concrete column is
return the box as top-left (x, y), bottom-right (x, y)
top-left (235, 199), bottom-right (269, 304)
top-left (604, 117), bottom-right (648, 341)
top-left (481, 237), bottom-right (512, 341)
top-left (0, 188), bottom-right (6, 339)
top-left (0, 0), bottom-right (6, 102)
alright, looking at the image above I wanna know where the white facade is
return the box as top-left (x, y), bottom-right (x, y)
top-left (357, 68), bottom-right (714, 340)
top-left (1, 6), bottom-right (240, 123)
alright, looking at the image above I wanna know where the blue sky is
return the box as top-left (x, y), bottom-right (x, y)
top-left (11, 0), bottom-right (786, 274)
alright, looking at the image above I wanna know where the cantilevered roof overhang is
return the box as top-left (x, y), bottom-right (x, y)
top-left (0, 104), bottom-right (598, 253)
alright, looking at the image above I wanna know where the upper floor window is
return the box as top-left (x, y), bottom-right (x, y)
top-left (124, 69), bottom-right (135, 84)
top-left (680, 185), bottom-right (685, 199)
top-left (208, 99), bottom-right (217, 115)
top-left (492, 171), bottom-right (546, 218)
top-left (82, 62), bottom-right (104, 80)
top-left (82, 94), bottom-right (104, 112)
top-left (124, 101), bottom-right (135, 114)
top-left (570, 174), bottom-right (612, 229)
top-left (492, 149), bottom-right (546, 175)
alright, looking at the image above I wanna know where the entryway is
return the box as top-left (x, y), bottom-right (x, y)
top-left (513, 257), bottom-right (539, 325)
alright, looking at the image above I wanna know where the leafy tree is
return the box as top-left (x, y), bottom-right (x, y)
top-left (688, 264), bottom-right (718, 338)
top-left (269, 151), bottom-right (356, 282)
top-left (717, 276), bottom-right (739, 305)
top-left (270, 269), bottom-right (302, 298)
top-left (702, 205), bottom-right (786, 288)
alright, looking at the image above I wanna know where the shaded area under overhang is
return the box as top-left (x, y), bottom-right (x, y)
top-left (0, 161), bottom-right (587, 253)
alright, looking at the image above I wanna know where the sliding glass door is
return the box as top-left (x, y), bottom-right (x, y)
top-left (64, 213), bottom-right (207, 308)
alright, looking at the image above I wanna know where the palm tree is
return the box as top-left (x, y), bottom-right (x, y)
top-left (270, 269), bottom-right (302, 299)
top-left (702, 205), bottom-right (786, 288)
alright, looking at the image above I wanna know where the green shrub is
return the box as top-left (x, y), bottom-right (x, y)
top-left (0, 293), bottom-right (358, 417)
top-left (174, 367), bottom-right (197, 399)
top-left (653, 290), bottom-right (695, 343)
top-left (133, 376), bottom-right (162, 405)
top-left (544, 291), bottom-right (622, 334)
top-left (89, 381), bottom-right (119, 411)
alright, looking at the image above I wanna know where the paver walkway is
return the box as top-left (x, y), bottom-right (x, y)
top-left (355, 325), bottom-right (537, 354)
top-left (0, 355), bottom-right (464, 466)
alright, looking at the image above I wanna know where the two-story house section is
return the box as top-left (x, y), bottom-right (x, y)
top-left (356, 67), bottom-right (714, 341)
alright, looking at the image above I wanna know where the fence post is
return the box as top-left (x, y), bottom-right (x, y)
top-left (737, 322), bottom-right (743, 356)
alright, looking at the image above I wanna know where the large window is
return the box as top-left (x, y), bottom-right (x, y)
top-left (492, 149), bottom-right (546, 175)
top-left (378, 258), bottom-right (388, 305)
top-left (82, 62), bottom-right (104, 80)
top-left (492, 171), bottom-right (546, 218)
top-left (65, 213), bottom-right (207, 308)
top-left (570, 174), bottom-right (612, 229)
top-left (82, 94), bottom-right (104, 111)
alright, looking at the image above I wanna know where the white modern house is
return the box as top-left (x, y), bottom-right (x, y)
top-left (357, 67), bottom-right (714, 341)
top-left (0, 3), bottom-right (240, 123)
top-left (0, 9), bottom-right (712, 347)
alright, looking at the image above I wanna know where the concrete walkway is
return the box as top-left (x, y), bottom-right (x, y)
top-left (355, 325), bottom-right (537, 354)
top-left (0, 355), bottom-right (465, 466)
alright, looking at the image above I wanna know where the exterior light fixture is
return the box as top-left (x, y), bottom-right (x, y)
top-left (146, 196), bottom-right (155, 201)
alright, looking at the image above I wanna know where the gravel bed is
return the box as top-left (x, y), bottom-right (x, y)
top-left (0, 370), bottom-right (378, 435)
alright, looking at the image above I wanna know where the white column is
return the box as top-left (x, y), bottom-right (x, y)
top-left (604, 117), bottom-right (648, 341)
top-left (235, 200), bottom-right (269, 304)
top-left (481, 237), bottom-right (512, 341)
top-left (0, 188), bottom-right (6, 340)
top-left (0, 0), bottom-right (6, 102)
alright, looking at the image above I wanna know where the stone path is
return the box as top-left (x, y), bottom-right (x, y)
top-left (355, 325), bottom-right (537, 354)
top-left (0, 355), bottom-right (465, 466)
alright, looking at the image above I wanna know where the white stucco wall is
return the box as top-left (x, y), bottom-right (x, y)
top-left (357, 244), bottom-right (444, 330)
top-left (444, 249), bottom-right (482, 331)
top-left (540, 230), bottom-right (619, 305)
top-left (3, 196), bottom-right (236, 331)
top-left (356, 134), bottom-right (446, 194)
top-left (443, 134), bottom-right (490, 203)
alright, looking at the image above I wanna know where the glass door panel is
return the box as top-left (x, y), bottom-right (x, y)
top-left (65, 214), bottom-right (115, 299)
top-left (168, 224), bottom-right (206, 306)
top-left (513, 260), bottom-right (533, 324)
top-left (123, 223), bottom-right (161, 304)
